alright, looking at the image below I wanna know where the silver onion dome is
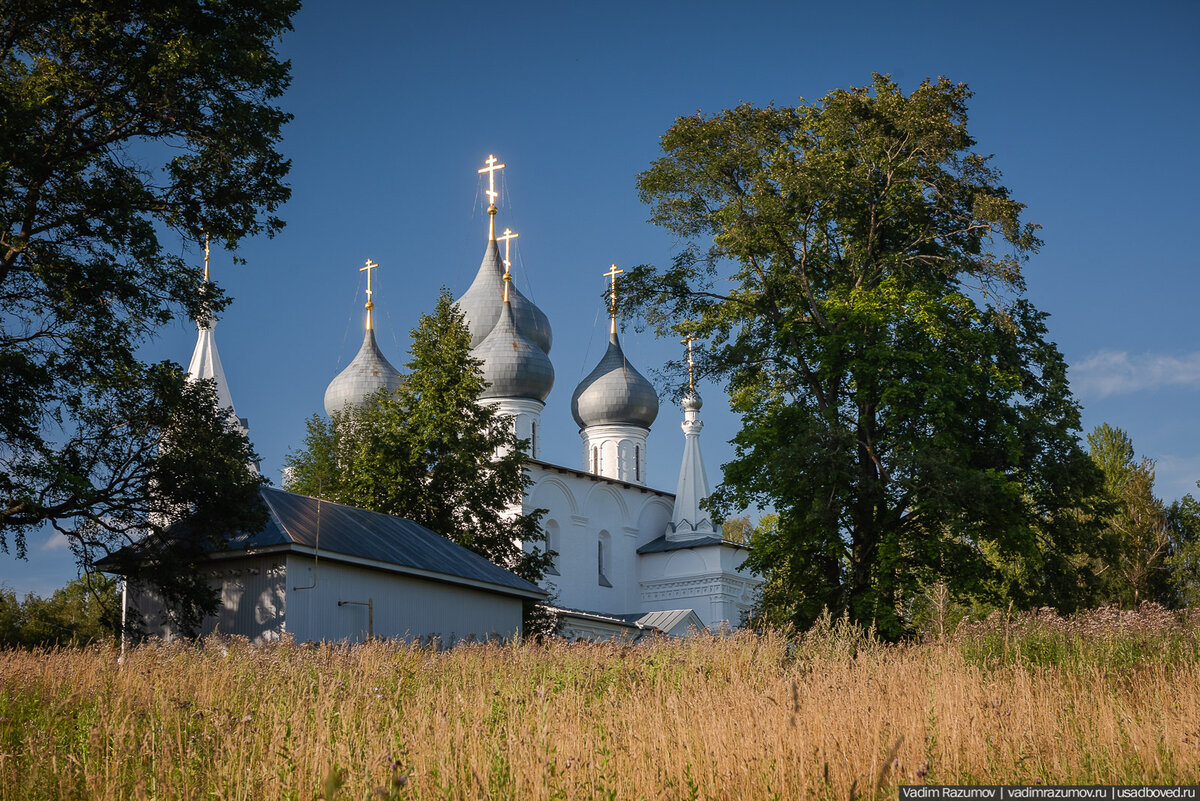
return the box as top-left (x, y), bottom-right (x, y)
top-left (472, 300), bottom-right (554, 402)
top-left (323, 328), bottom-right (404, 416)
top-left (570, 331), bottom-right (659, 430)
top-left (455, 239), bottom-right (552, 354)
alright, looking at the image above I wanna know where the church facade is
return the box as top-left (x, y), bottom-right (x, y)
top-left (319, 157), bottom-right (761, 635)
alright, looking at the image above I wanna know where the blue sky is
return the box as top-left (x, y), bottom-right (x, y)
top-left (5, 0), bottom-right (1198, 596)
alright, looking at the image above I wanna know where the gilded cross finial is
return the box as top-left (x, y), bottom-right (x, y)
top-left (682, 334), bottom-right (696, 390)
top-left (603, 264), bottom-right (624, 335)
top-left (498, 228), bottom-right (519, 275)
top-left (477, 154), bottom-right (506, 241)
top-left (360, 258), bottom-right (379, 331)
top-left (203, 234), bottom-right (210, 283)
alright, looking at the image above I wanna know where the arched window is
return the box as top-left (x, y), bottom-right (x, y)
top-left (592, 446), bottom-right (598, 474)
top-left (544, 519), bottom-right (560, 576)
top-left (635, 445), bottom-right (640, 482)
top-left (597, 531), bottom-right (612, 587)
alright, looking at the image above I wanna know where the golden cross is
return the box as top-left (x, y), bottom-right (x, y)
top-left (604, 264), bottom-right (624, 334)
top-left (360, 258), bottom-right (378, 330)
top-left (498, 228), bottom-right (519, 274)
top-left (682, 334), bottom-right (696, 390)
top-left (203, 234), bottom-right (210, 282)
top-left (502, 271), bottom-right (512, 304)
top-left (478, 154), bottom-right (505, 206)
top-left (478, 154), bottom-right (505, 239)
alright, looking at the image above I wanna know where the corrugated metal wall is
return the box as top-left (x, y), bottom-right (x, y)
top-left (129, 553), bottom-right (287, 644)
top-left (284, 555), bottom-right (523, 644)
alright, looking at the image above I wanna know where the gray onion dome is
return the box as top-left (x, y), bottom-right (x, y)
top-left (570, 331), bottom-right (659, 430)
top-left (682, 388), bottom-right (703, 411)
top-left (455, 240), bottom-right (552, 354)
top-left (472, 300), bottom-right (554, 402)
top-left (323, 328), bottom-right (404, 416)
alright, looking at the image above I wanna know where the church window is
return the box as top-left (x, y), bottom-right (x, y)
top-left (545, 520), bottom-right (560, 575)
top-left (531, 422), bottom-right (537, 457)
top-left (592, 446), bottom-right (598, 474)
top-left (598, 532), bottom-right (612, 587)
top-left (635, 445), bottom-right (640, 481)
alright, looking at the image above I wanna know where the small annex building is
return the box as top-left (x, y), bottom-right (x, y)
top-left (121, 487), bottom-right (547, 645)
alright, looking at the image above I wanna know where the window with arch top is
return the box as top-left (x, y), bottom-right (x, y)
top-left (598, 530), bottom-right (612, 588)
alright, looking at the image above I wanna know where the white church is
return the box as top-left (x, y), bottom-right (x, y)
top-left (150, 156), bottom-right (761, 643)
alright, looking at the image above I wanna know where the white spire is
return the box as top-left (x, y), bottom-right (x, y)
top-left (187, 237), bottom-right (249, 446)
top-left (187, 320), bottom-right (237, 415)
top-left (667, 338), bottom-right (716, 540)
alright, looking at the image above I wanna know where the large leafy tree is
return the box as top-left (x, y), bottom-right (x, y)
top-left (285, 291), bottom-right (553, 586)
top-left (625, 75), bottom-right (1103, 636)
top-left (0, 1), bottom-right (296, 609)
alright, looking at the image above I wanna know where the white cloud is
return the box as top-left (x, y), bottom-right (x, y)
top-left (39, 531), bottom-right (71, 552)
top-left (1070, 350), bottom-right (1200, 399)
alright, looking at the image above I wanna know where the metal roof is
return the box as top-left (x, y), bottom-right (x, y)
top-left (556, 607), bottom-right (705, 636)
top-left (570, 330), bottom-right (659, 430)
top-left (456, 239), bottom-right (552, 354)
top-left (472, 300), bottom-right (554, 402)
top-left (323, 328), bottom-right (404, 417)
top-left (250, 489), bottom-right (545, 598)
top-left (636, 534), bottom-right (746, 554)
top-left (632, 609), bottom-right (705, 635)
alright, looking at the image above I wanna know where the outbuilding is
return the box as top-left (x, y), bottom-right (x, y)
top-left (110, 487), bottom-right (547, 644)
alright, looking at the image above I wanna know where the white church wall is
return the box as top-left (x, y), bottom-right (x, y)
top-left (526, 463), bottom-right (673, 616)
top-left (638, 544), bottom-right (759, 631)
top-left (284, 556), bottom-right (524, 644)
top-left (578, 424), bottom-right (651, 485)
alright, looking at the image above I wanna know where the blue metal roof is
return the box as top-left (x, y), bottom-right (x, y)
top-left (228, 488), bottom-right (545, 599)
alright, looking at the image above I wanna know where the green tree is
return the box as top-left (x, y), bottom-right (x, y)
top-left (0, 574), bottom-right (119, 647)
top-left (1086, 423), bottom-right (1171, 606)
top-left (1166, 488), bottom-right (1200, 608)
top-left (285, 290), bottom-right (553, 586)
top-left (0, 1), bottom-right (295, 621)
top-left (625, 75), bottom-right (1103, 637)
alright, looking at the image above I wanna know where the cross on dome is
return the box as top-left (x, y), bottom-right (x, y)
top-left (682, 333), bottom-right (696, 390)
top-left (478, 154), bottom-right (506, 241)
top-left (203, 234), bottom-right (210, 282)
top-left (604, 264), bottom-right (624, 334)
top-left (498, 228), bottom-right (519, 274)
top-left (360, 258), bottom-right (378, 330)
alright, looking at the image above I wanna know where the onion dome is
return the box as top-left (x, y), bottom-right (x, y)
top-left (682, 388), bottom-right (703, 412)
top-left (456, 240), bottom-right (552, 354)
top-left (323, 328), bottom-right (404, 416)
top-left (472, 298), bottom-right (554, 402)
top-left (570, 331), bottom-right (659, 430)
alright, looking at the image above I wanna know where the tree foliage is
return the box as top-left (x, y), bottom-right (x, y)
top-left (0, 574), bottom-right (119, 647)
top-left (285, 291), bottom-right (552, 586)
top-left (1085, 423), bottom-right (1200, 609)
top-left (0, 1), bottom-right (296, 615)
top-left (1085, 423), bottom-right (1170, 606)
top-left (1166, 489), bottom-right (1200, 608)
top-left (625, 75), bottom-right (1103, 636)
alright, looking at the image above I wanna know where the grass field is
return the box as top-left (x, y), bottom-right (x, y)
top-left (2, 606), bottom-right (1199, 800)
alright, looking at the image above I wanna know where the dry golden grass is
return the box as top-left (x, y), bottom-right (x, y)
top-left (2, 613), bottom-right (1199, 800)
